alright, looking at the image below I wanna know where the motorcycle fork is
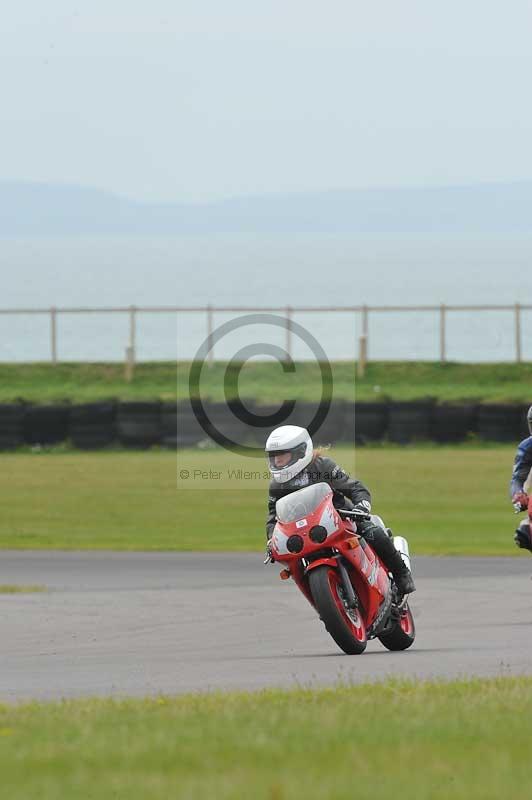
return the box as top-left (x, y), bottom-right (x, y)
top-left (336, 556), bottom-right (358, 609)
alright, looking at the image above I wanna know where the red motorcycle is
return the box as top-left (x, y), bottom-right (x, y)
top-left (268, 482), bottom-right (415, 655)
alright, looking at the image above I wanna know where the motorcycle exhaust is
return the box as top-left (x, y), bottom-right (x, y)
top-left (393, 536), bottom-right (412, 573)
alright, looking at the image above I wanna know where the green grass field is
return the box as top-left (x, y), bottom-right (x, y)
top-left (0, 445), bottom-right (518, 554)
top-left (1, 360), bottom-right (531, 403)
top-left (1, 678), bottom-right (531, 799)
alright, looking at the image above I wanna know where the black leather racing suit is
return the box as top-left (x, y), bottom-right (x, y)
top-left (265, 455), bottom-right (407, 580)
top-left (266, 455), bottom-right (369, 539)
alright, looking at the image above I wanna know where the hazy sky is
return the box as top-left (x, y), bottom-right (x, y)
top-left (1, 1), bottom-right (531, 202)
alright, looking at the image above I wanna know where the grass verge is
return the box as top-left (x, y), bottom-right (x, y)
top-left (0, 446), bottom-right (518, 554)
top-left (0, 677), bottom-right (531, 799)
top-left (1, 360), bottom-right (532, 403)
top-left (0, 585), bottom-right (46, 594)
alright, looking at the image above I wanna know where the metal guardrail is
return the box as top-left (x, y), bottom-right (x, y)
top-left (0, 303), bottom-right (529, 372)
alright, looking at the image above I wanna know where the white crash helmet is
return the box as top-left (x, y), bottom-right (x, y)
top-left (265, 425), bottom-right (313, 484)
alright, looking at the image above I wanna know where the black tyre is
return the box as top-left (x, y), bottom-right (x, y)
top-left (388, 401), bottom-right (433, 443)
top-left (378, 604), bottom-right (416, 651)
top-left (24, 405), bottom-right (70, 446)
top-left (0, 403), bottom-right (25, 450)
top-left (308, 565), bottom-right (367, 655)
top-left (431, 403), bottom-right (477, 443)
top-left (170, 400), bottom-right (209, 448)
top-left (349, 402), bottom-right (388, 444)
top-left (116, 402), bottom-right (162, 448)
top-left (294, 402), bottom-right (345, 444)
top-left (477, 404), bottom-right (522, 442)
top-left (70, 402), bottom-right (116, 449)
top-left (202, 401), bottom-right (248, 446)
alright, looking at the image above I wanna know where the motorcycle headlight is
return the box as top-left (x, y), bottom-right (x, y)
top-left (286, 534), bottom-right (304, 553)
top-left (309, 525), bottom-right (327, 544)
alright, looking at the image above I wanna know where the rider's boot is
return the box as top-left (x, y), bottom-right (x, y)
top-left (391, 559), bottom-right (417, 595)
top-left (515, 520), bottom-right (532, 552)
top-left (362, 524), bottom-right (416, 594)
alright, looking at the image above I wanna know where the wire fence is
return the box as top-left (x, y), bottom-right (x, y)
top-left (0, 303), bottom-right (529, 370)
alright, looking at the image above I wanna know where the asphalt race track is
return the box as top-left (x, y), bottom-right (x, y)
top-left (2, 552), bottom-right (532, 702)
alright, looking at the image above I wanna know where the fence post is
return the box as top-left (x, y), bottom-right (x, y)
top-left (358, 334), bottom-right (367, 378)
top-left (357, 305), bottom-right (368, 377)
top-left (440, 303), bottom-right (446, 363)
top-left (207, 304), bottom-right (214, 367)
top-left (515, 302), bottom-right (522, 364)
top-left (285, 306), bottom-right (292, 363)
top-left (50, 306), bottom-right (57, 365)
top-left (125, 305), bottom-right (136, 382)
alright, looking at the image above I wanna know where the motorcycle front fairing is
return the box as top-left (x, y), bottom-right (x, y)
top-left (270, 482), bottom-right (391, 630)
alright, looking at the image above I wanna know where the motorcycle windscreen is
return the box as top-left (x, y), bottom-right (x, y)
top-left (276, 482), bottom-right (332, 523)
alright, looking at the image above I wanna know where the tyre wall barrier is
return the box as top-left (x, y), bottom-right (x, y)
top-left (307, 402), bottom-right (346, 445)
top-left (0, 403), bottom-right (26, 449)
top-left (203, 400), bottom-right (251, 445)
top-left (161, 402), bottom-right (179, 448)
top-left (476, 404), bottom-right (524, 442)
top-left (24, 404), bottom-right (70, 445)
top-left (431, 404), bottom-right (478, 443)
top-left (247, 401), bottom-right (346, 446)
top-left (517, 403), bottom-right (532, 440)
top-left (70, 402), bottom-right (116, 450)
top-left (388, 401), bottom-right (434, 444)
top-left (244, 402), bottom-right (281, 446)
top-left (0, 400), bottom-right (530, 450)
top-left (347, 402), bottom-right (389, 444)
top-left (245, 402), bottom-right (292, 446)
top-left (116, 401), bottom-right (162, 448)
top-left (168, 400), bottom-right (209, 448)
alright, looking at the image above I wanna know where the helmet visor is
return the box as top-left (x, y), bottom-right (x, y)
top-left (267, 443), bottom-right (307, 473)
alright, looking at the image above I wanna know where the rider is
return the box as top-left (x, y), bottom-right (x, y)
top-left (510, 405), bottom-right (532, 551)
top-left (265, 425), bottom-right (416, 594)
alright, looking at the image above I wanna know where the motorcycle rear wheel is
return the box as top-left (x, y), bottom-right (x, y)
top-left (378, 604), bottom-right (415, 651)
top-left (308, 565), bottom-right (367, 655)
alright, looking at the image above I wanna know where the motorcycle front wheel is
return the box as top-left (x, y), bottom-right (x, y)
top-left (378, 604), bottom-right (415, 651)
top-left (308, 565), bottom-right (367, 655)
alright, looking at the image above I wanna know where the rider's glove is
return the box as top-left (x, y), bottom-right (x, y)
top-left (351, 502), bottom-right (373, 535)
top-left (353, 500), bottom-right (371, 514)
top-left (512, 492), bottom-right (529, 512)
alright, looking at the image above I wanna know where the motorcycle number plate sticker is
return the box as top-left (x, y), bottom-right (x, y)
top-left (296, 518), bottom-right (308, 529)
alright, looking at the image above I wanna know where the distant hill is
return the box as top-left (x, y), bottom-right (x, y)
top-left (1, 179), bottom-right (532, 234)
